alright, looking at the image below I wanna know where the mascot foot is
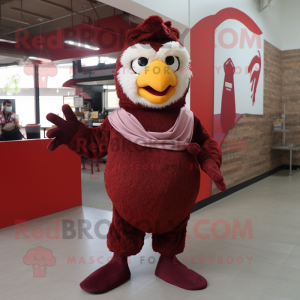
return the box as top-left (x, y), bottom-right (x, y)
top-left (80, 255), bottom-right (130, 293)
top-left (155, 255), bottom-right (207, 290)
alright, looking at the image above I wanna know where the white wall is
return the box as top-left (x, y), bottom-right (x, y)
top-left (281, 0), bottom-right (300, 51)
top-left (40, 97), bottom-right (64, 127)
top-left (190, 0), bottom-right (283, 50)
top-left (95, 0), bottom-right (300, 109)
top-left (16, 97), bottom-right (36, 125)
top-left (132, 0), bottom-right (189, 27)
top-left (108, 0), bottom-right (288, 52)
top-left (98, 0), bottom-right (300, 52)
top-left (122, 0), bottom-right (300, 52)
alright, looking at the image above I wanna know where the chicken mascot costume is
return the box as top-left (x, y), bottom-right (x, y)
top-left (47, 16), bottom-right (226, 293)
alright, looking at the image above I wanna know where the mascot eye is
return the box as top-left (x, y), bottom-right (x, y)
top-left (131, 57), bottom-right (149, 74)
top-left (165, 56), bottom-right (180, 72)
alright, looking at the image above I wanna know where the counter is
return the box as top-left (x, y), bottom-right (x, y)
top-left (0, 139), bottom-right (82, 229)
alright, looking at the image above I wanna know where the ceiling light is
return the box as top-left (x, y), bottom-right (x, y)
top-left (65, 40), bottom-right (74, 45)
top-left (2, 17), bottom-right (30, 25)
top-left (65, 39), bottom-right (99, 50)
top-left (64, 0), bottom-right (99, 51)
top-left (0, 35), bottom-right (17, 43)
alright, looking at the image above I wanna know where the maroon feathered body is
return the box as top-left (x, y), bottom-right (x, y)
top-left (68, 101), bottom-right (219, 234)
top-left (104, 106), bottom-right (200, 234)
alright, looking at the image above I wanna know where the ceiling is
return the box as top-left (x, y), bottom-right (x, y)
top-left (0, 0), bottom-right (122, 37)
top-left (0, 0), bottom-right (136, 65)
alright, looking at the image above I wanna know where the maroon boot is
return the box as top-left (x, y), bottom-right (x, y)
top-left (80, 255), bottom-right (130, 293)
top-left (155, 255), bottom-right (207, 290)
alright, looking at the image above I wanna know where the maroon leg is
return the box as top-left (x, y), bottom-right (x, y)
top-left (107, 207), bottom-right (146, 256)
top-left (153, 216), bottom-right (207, 290)
top-left (80, 208), bottom-right (145, 293)
top-left (152, 216), bottom-right (189, 256)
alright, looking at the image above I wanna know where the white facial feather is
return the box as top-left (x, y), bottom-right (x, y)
top-left (117, 42), bottom-right (192, 109)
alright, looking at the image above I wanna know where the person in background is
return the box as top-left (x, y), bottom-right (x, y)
top-left (0, 100), bottom-right (21, 129)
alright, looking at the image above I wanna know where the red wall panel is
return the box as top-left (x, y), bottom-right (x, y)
top-left (0, 139), bottom-right (82, 229)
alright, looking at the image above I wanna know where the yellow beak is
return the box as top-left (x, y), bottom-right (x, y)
top-left (136, 60), bottom-right (177, 104)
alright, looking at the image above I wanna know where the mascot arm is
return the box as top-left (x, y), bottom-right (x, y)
top-left (66, 119), bottom-right (110, 159)
top-left (193, 116), bottom-right (226, 192)
top-left (46, 104), bottom-right (110, 159)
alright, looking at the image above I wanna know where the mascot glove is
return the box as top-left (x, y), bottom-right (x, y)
top-left (202, 159), bottom-right (226, 192)
top-left (46, 104), bottom-right (80, 151)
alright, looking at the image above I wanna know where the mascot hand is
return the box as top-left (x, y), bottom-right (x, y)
top-left (46, 104), bottom-right (80, 151)
top-left (202, 159), bottom-right (226, 191)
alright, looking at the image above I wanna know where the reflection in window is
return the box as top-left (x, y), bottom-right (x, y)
top-left (0, 64), bottom-right (75, 127)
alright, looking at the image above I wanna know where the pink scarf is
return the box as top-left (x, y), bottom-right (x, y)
top-left (108, 107), bottom-right (195, 152)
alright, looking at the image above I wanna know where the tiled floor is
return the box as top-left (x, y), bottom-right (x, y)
top-left (1, 169), bottom-right (300, 300)
top-left (81, 168), bottom-right (112, 212)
